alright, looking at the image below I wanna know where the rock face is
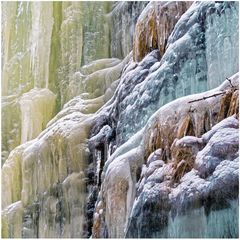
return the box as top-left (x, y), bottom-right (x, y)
top-left (1, 1), bottom-right (239, 239)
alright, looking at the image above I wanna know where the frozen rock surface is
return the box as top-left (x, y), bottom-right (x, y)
top-left (126, 116), bottom-right (238, 237)
top-left (92, 72), bottom-right (239, 238)
top-left (1, 1), bottom-right (239, 239)
top-left (91, 1), bottom-right (239, 148)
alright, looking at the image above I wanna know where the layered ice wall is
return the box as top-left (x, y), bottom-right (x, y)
top-left (1, 1), bottom-right (112, 97)
top-left (2, 2), bottom-right (53, 96)
top-left (19, 88), bottom-right (56, 143)
top-left (108, 1), bottom-right (239, 146)
top-left (2, 2), bottom-right (33, 96)
top-left (93, 73), bottom-right (239, 238)
top-left (110, 1), bottom-right (149, 59)
top-left (1, 2), bottom-right (55, 163)
top-left (1, 1), bottom-right (239, 239)
top-left (58, 2), bottom-right (111, 105)
top-left (2, 96), bottom-right (21, 164)
top-left (205, 2), bottom-right (239, 89)
top-left (89, 1), bottom-right (239, 238)
top-left (1, 1), bottom-right (146, 163)
top-left (1, 54), bottom-right (129, 237)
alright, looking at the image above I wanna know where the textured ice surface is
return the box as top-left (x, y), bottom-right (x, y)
top-left (1, 95), bottom-right (21, 164)
top-left (96, 1), bottom-right (239, 147)
top-left (95, 74), bottom-right (239, 238)
top-left (2, 201), bottom-right (23, 238)
top-left (1, 1), bottom-right (128, 161)
top-left (1, 2), bottom-right (55, 162)
top-left (1, 53), bottom-right (128, 238)
top-left (1, 1), bottom-right (239, 238)
top-left (89, 2), bottom-right (239, 237)
top-left (19, 88), bottom-right (56, 143)
top-left (125, 108), bottom-right (239, 237)
top-left (110, 1), bottom-right (148, 59)
top-left (2, 2), bottom-right (53, 96)
top-left (133, 1), bottom-right (192, 61)
top-left (1, 88), bottom-right (56, 164)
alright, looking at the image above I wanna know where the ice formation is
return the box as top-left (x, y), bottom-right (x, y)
top-left (1, 1), bottom-right (144, 163)
top-left (1, 1), bottom-right (239, 238)
top-left (19, 88), bottom-right (56, 143)
top-left (93, 73), bottom-right (239, 238)
top-left (133, 1), bottom-right (192, 61)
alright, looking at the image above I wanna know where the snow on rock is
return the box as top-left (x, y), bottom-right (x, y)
top-left (1, 1), bottom-right (239, 238)
top-left (94, 74), bottom-right (239, 238)
top-left (195, 127), bottom-right (239, 178)
top-left (92, 1), bottom-right (239, 149)
top-left (202, 115), bottom-right (239, 142)
top-left (88, 2), bottom-right (239, 237)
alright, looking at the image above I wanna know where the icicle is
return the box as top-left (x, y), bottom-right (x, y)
top-left (19, 88), bottom-right (56, 143)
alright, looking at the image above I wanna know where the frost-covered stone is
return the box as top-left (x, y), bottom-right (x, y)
top-left (94, 1), bottom-right (239, 148)
top-left (202, 114), bottom-right (239, 142)
top-left (126, 120), bottom-right (239, 237)
top-left (195, 127), bottom-right (239, 178)
top-left (96, 74), bottom-right (239, 238)
top-left (1, 1), bottom-right (239, 238)
top-left (146, 148), bottom-right (163, 165)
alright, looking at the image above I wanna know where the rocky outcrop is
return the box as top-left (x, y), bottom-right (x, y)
top-left (126, 88), bottom-right (239, 238)
top-left (89, 1), bottom-right (239, 238)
